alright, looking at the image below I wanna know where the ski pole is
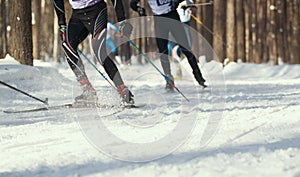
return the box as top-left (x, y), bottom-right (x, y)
top-left (108, 21), bottom-right (179, 84)
top-left (190, 14), bottom-right (228, 48)
top-left (0, 80), bottom-right (48, 105)
top-left (128, 40), bottom-right (190, 102)
top-left (77, 49), bottom-right (117, 90)
top-left (93, 21), bottom-right (189, 102)
top-left (185, 0), bottom-right (213, 6)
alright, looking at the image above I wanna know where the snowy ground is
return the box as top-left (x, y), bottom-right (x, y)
top-left (0, 55), bottom-right (299, 177)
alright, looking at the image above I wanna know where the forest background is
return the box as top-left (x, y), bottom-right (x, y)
top-left (0, 0), bottom-right (299, 66)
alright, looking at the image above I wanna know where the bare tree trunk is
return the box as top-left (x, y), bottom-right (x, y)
top-left (0, 0), bottom-right (8, 58)
top-left (251, 0), bottom-right (260, 63)
top-left (261, 0), bottom-right (268, 63)
top-left (244, 0), bottom-right (251, 63)
top-left (236, 0), bottom-right (245, 62)
top-left (213, 0), bottom-right (226, 63)
top-left (42, 0), bottom-right (55, 61)
top-left (291, 0), bottom-right (300, 64)
top-left (275, 0), bottom-right (285, 64)
top-left (283, 0), bottom-right (291, 64)
top-left (201, 1), bottom-right (213, 61)
top-left (226, 0), bottom-right (236, 62)
top-left (0, 0), bottom-right (3, 58)
top-left (32, 0), bottom-right (41, 59)
top-left (8, 1), bottom-right (33, 66)
top-left (256, 0), bottom-right (267, 63)
top-left (53, 13), bottom-right (60, 62)
top-left (271, 0), bottom-right (278, 64)
top-left (122, 1), bottom-right (131, 64)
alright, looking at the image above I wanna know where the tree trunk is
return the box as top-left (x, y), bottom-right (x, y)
top-left (244, 0), bottom-right (251, 63)
top-left (256, 0), bottom-right (267, 63)
top-left (42, 0), bottom-right (55, 61)
top-left (275, 0), bottom-right (285, 64)
top-left (0, 0), bottom-right (3, 58)
top-left (32, 0), bottom-right (41, 59)
top-left (8, 1), bottom-right (33, 66)
top-left (226, 0), bottom-right (236, 62)
top-left (251, 0), bottom-right (260, 63)
top-left (213, 0), bottom-right (226, 63)
top-left (0, 0), bottom-right (8, 58)
top-left (271, 0), bottom-right (278, 65)
top-left (291, 0), bottom-right (300, 64)
top-left (236, 0), bottom-right (245, 62)
top-left (53, 13), bottom-right (60, 62)
top-left (201, 1), bottom-right (213, 61)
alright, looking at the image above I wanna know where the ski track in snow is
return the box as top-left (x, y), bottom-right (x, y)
top-left (0, 56), bottom-right (300, 177)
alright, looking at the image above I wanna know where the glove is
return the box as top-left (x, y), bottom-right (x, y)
top-left (137, 7), bottom-right (146, 16)
top-left (59, 24), bottom-right (67, 42)
top-left (170, 0), bottom-right (181, 11)
top-left (181, 5), bottom-right (188, 10)
top-left (119, 20), bottom-right (133, 37)
top-left (189, 5), bottom-right (197, 11)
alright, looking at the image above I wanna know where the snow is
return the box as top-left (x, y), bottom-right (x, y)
top-left (0, 54), bottom-right (300, 177)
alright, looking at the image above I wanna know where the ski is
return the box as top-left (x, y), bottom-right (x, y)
top-left (3, 103), bottom-right (140, 114)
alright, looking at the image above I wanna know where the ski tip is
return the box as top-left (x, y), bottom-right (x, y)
top-left (122, 104), bottom-right (140, 109)
top-left (3, 110), bottom-right (12, 114)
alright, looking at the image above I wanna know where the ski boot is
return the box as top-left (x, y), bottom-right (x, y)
top-left (75, 89), bottom-right (98, 104)
top-left (117, 84), bottom-right (134, 106)
top-left (194, 71), bottom-right (207, 88)
top-left (75, 77), bottom-right (98, 106)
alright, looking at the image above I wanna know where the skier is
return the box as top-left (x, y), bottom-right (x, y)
top-left (176, 0), bottom-right (196, 50)
top-left (168, 0), bottom-right (196, 79)
top-left (130, 0), bottom-right (207, 92)
top-left (53, 0), bottom-right (134, 105)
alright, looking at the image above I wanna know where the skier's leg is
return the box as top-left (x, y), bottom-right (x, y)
top-left (154, 16), bottom-right (175, 91)
top-left (169, 12), bottom-right (206, 86)
top-left (89, 3), bottom-right (134, 104)
top-left (156, 37), bottom-right (173, 78)
top-left (63, 16), bottom-right (98, 102)
top-left (154, 17), bottom-right (174, 86)
top-left (181, 48), bottom-right (206, 85)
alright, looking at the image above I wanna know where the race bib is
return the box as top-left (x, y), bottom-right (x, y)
top-left (156, 0), bottom-right (170, 6)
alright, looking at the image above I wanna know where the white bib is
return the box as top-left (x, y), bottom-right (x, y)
top-left (147, 0), bottom-right (172, 15)
top-left (69, 0), bottom-right (101, 9)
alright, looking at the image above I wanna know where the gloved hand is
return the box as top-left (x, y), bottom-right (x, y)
top-left (119, 20), bottom-right (133, 37)
top-left (59, 24), bottom-right (67, 42)
top-left (190, 6), bottom-right (197, 11)
top-left (137, 7), bottom-right (146, 16)
top-left (170, 0), bottom-right (181, 11)
top-left (181, 5), bottom-right (188, 10)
